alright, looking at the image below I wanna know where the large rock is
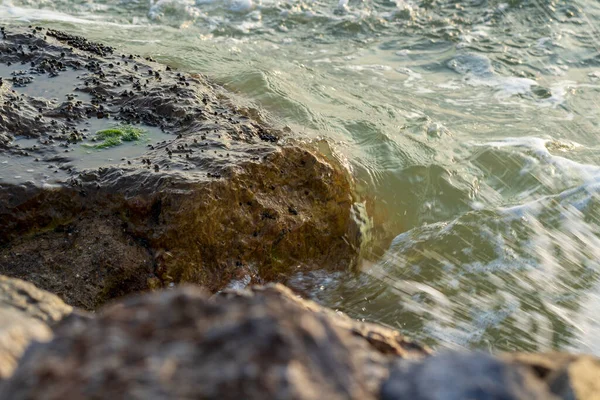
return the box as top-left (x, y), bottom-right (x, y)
top-left (0, 275), bottom-right (72, 381)
top-left (0, 283), bottom-right (427, 399)
top-left (0, 27), bottom-right (364, 309)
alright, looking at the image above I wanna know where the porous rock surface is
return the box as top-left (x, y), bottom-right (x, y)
top-left (0, 283), bottom-right (428, 400)
top-left (0, 27), bottom-right (363, 309)
top-left (0, 275), bottom-right (72, 381)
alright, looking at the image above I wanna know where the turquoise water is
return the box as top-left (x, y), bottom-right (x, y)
top-left (2, 0), bottom-right (600, 354)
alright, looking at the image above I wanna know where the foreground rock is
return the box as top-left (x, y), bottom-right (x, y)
top-left (379, 351), bottom-right (600, 400)
top-left (503, 353), bottom-right (600, 400)
top-left (0, 284), bottom-right (428, 399)
top-left (1, 282), bottom-right (598, 399)
top-left (381, 352), bottom-right (557, 400)
top-left (0, 276), bottom-right (71, 381)
top-left (0, 27), bottom-right (364, 309)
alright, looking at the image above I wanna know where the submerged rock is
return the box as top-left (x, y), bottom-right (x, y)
top-left (0, 275), bottom-right (72, 381)
top-left (0, 28), bottom-right (363, 308)
top-left (0, 283), bottom-right (426, 399)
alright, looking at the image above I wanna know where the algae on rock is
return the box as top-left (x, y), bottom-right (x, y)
top-left (86, 125), bottom-right (146, 149)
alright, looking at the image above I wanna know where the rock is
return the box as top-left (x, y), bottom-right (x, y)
top-left (216, 284), bottom-right (431, 359)
top-left (0, 28), bottom-right (364, 309)
top-left (0, 275), bottom-right (72, 381)
top-left (0, 275), bottom-right (72, 323)
top-left (1, 219), bottom-right (154, 310)
top-left (0, 308), bottom-right (52, 381)
top-left (503, 353), bottom-right (600, 400)
top-left (0, 283), bottom-right (425, 400)
top-left (380, 351), bottom-right (558, 400)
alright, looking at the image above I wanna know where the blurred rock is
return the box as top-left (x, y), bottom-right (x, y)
top-left (0, 283), bottom-right (426, 400)
top-left (216, 284), bottom-right (431, 360)
top-left (0, 274), bottom-right (73, 323)
top-left (2, 282), bottom-right (598, 399)
top-left (504, 352), bottom-right (600, 400)
top-left (0, 308), bottom-right (52, 381)
top-left (380, 351), bottom-right (558, 400)
top-left (0, 275), bottom-right (72, 381)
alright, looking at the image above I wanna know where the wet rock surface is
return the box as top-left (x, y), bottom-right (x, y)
top-left (0, 283), bottom-right (420, 400)
top-left (0, 275), bottom-right (71, 381)
top-left (0, 27), bottom-right (362, 308)
top-left (1, 219), bottom-right (153, 309)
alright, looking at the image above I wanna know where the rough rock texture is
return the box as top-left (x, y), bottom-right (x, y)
top-left (0, 275), bottom-right (72, 381)
top-left (0, 283), bottom-right (427, 400)
top-left (0, 27), bottom-right (363, 309)
top-left (1, 219), bottom-right (153, 309)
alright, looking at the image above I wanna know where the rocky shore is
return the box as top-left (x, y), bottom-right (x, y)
top-left (1, 26), bottom-right (599, 399)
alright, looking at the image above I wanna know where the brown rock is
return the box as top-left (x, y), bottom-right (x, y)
top-left (0, 276), bottom-right (72, 381)
top-left (0, 28), bottom-right (363, 309)
top-left (0, 275), bottom-right (72, 323)
top-left (216, 284), bottom-right (431, 359)
top-left (0, 283), bottom-right (425, 400)
top-left (0, 308), bottom-right (52, 381)
top-left (504, 352), bottom-right (600, 400)
top-left (1, 219), bottom-right (153, 310)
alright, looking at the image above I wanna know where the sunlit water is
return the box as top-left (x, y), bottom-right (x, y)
top-left (2, 0), bottom-right (600, 354)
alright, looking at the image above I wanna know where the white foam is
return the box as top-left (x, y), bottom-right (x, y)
top-left (448, 52), bottom-right (540, 100)
top-left (0, 4), bottom-right (97, 23)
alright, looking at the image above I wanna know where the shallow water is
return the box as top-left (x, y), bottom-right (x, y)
top-left (0, 122), bottom-right (171, 184)
top-left (2, 0), bottom-right (600, 354)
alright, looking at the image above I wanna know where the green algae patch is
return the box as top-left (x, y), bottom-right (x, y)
top-left (85, 125), bottom-right (146, 149)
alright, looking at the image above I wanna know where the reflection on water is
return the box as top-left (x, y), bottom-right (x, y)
top-left (2, 0), bottom-right (600, 353)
